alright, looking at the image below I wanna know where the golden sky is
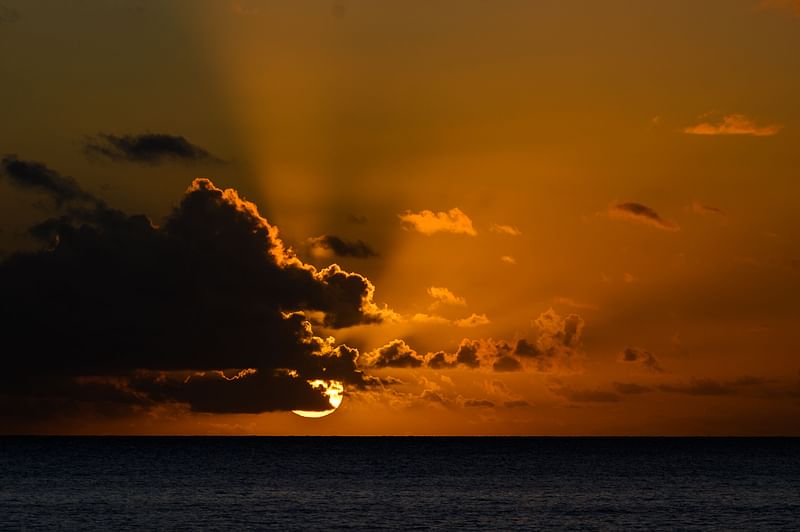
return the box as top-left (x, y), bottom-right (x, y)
top-left (0, 0), bottom-right (799, 435)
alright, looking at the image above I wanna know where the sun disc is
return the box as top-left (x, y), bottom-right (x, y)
top-left (292, 380), bottom-right (344, 418)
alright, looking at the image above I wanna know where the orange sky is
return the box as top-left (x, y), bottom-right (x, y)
top-left (0, 0), bottom-right (799, 435)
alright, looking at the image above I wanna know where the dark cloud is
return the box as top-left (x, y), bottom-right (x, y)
top-left (1, 164), bottom-right (393, 422)
top-left (503, 400), bottom-right (530, 408)
top-left (365, 340), bottom-right (424, 368)
top-left (0, 4), bottom-right (18, 24)
top-left (514, 339), bottom-right (542, 358)
top-left (463, 399), bottom-right (494, 408)
top-left (1, 155), bottom-right (97, 207)
top-left (608, 202), bottom-right (679, 231)
top-left (613, 382), bottom-right (652, 395)
top-left (420, 389), bottom-right (445, 403)
top-left (308, 235), bottom-right (379, 258)
top-left (619, 347), bottom-right (664, 373)
top-left (85, 133), bottom-right (221, 164)
top-left (657, 377), bottom-right (772, 397)
top-left (551, 385), bottom-right (620, 403)
top-left (492, 355), bottom-right (523, 372)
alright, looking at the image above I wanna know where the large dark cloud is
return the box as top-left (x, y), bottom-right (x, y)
top-left (85, 133), bottom-right (221, 164)
top-left (364, 340), bottom-right (424, 368)
top-left (308, 234), bottom-right (379, 258)
top-left (0, 159), bottom-right (392, 423)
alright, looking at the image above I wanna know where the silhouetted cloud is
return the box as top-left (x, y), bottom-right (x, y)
top-left (608, 202), bottom-right (679, 231)
top-left (346, 214), bottom-right (368, 224)
top-left (691, 201), bottom-right (726, 217)
top-left (613, 382), bottom-right (652, 395)
top-left (657, 377), bottom-right (772, 396)
top-left (503, 400), bottom-right (530, 408)
top-left (399, 207), bottom-right (477, 236)
top-left (683, 114), bottom-right (781, 136)
top-left (462, 398), bottom-right (495, 408)
top-left (364, 339), bottom-right (424, 368)
top-left (619, 347), bottom-right (664, 373)
top-left (550, 384), bottom-right (619, 403)
top-left (1, 165), bottom-right (394, 421)
top-left (308, 234), bottom-right (379, 258)
top-left (0, 4), bottom-right (19, 24)
top-left (85, 133), bottom-right (221, 164)
top-left (1, 155), bottom-right (96, 207)
top-left (492, 355), bottom-right (523, 372)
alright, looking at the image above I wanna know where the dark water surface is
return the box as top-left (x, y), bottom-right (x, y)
top-left (1, 437), bottom-right (799, 530)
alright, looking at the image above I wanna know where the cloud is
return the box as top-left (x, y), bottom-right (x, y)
top-left (503, 400), bottom-right (530, 408)
top-left (691, 201), bottom-right (726, 217)
top-left (85, 133), bottom-right (222, 164)
top-left (0, 4), bottom-right (19, 24)
top-left (683, 114), bottom-right (782, 137)
top-left (399, 207), bottom-right (477, 236)
top-left (1, 155), bottom-right (97, 207)
top-left (613, 382), bottom-right (652, 395)
top-left (454, 313), bottom-right (490, 328)
top-left (1, 164), bottom-right (395, 420)
top-left (500, 255), bottom-right (516, 265)
top-left (364, 339), bottom-right (425, 368)
top-left (657, 377), bottom-right (771, 396)
top-left (490, 223), bottom-right (521, 236)
top-left (462, 398), bottom-right (495, 408)
top-left (619, 347), bottom-right (664, 373)
top-left (346, 214), bottom-right (368, 224)
top-left (411, 313), bottom-right (452, 325)
top-left (607, 202), bottom-right (680, 231)
top-left (308, 235), bottom-right (379, 259)
top-left (427, 286), bottom-right (467, 307)
top-left (549, 384), bottom-right (620, 403)
top-left (492, 355), bottom-right (523, 372)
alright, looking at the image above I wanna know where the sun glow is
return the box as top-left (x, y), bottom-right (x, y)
top-left (292, 380), bottom-right (344, 418)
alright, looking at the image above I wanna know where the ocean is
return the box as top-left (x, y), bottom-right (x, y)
top-left (1, 437), bottom-right (798, 530)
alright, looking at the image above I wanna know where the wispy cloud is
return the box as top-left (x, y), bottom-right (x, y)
top-left (607, 202), bottom-right (680, 232)
top-left (619, 347), bottom-right (664, 373)
top-left (683, 114), bottom-right (782, 137)
top-left (399, 208), bottom-right (477, 236)
top-left (553, 297), bottom-right (598, 311)
top-left (490, 223), bottom-right (522, 236)
top-left (454, 313), bottom-right (491, 328)
top-left (428, 286), bottom-right (466, 307)
top-left (500, 255), bottom-right (516, 265)
top-left (691, 201), bottom-right (726, 218)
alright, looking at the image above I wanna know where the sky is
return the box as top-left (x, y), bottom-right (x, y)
top-left (1, 0), bottom-right (799, 435)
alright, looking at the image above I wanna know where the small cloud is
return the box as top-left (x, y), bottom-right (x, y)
top-left (549, 384), bottom-right (619, 403)
top-left (410, 313), bottom-right (451, 325)
top-left (346, 214), bottom-right (368, 225)
top-left (503, 399), bottom-right (530, 408)
top-left (307, 235), bottom-right (378, 259)
top-left (490, 223), bottom-right (522, 236)
top-left (683, 113), bottom-right (782, 137)
top-left (623, 272), bottom-right (637, 283)
top-left (553, 296), bottom-right (597, 311)
top-left (690, 201), bottom-right (727, 218)
top-left (454, 313), bottom-right (490, 328)
top-left (427, 286), bottom-right (466, 307)
top-left (607, 202), bottom-right (680, 232)
top-left (462, 398), bottom-right (495, 408)
top-left (399, 208), bottom-right (477, 236)
top-left (0, 4), bottom-right (19, 24)
top-left (500, 255), bottom-right (516, 265)
top-left (85, 133), bottom-right (222, 164)
top-left (364, 339), bottom-right (424, 368)
top-left (492, 355), bottom-right (523, 372)
top-left (613, 382), bottom-right (652, 395)
top-left (619, 347), bottom-right (664, 373)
